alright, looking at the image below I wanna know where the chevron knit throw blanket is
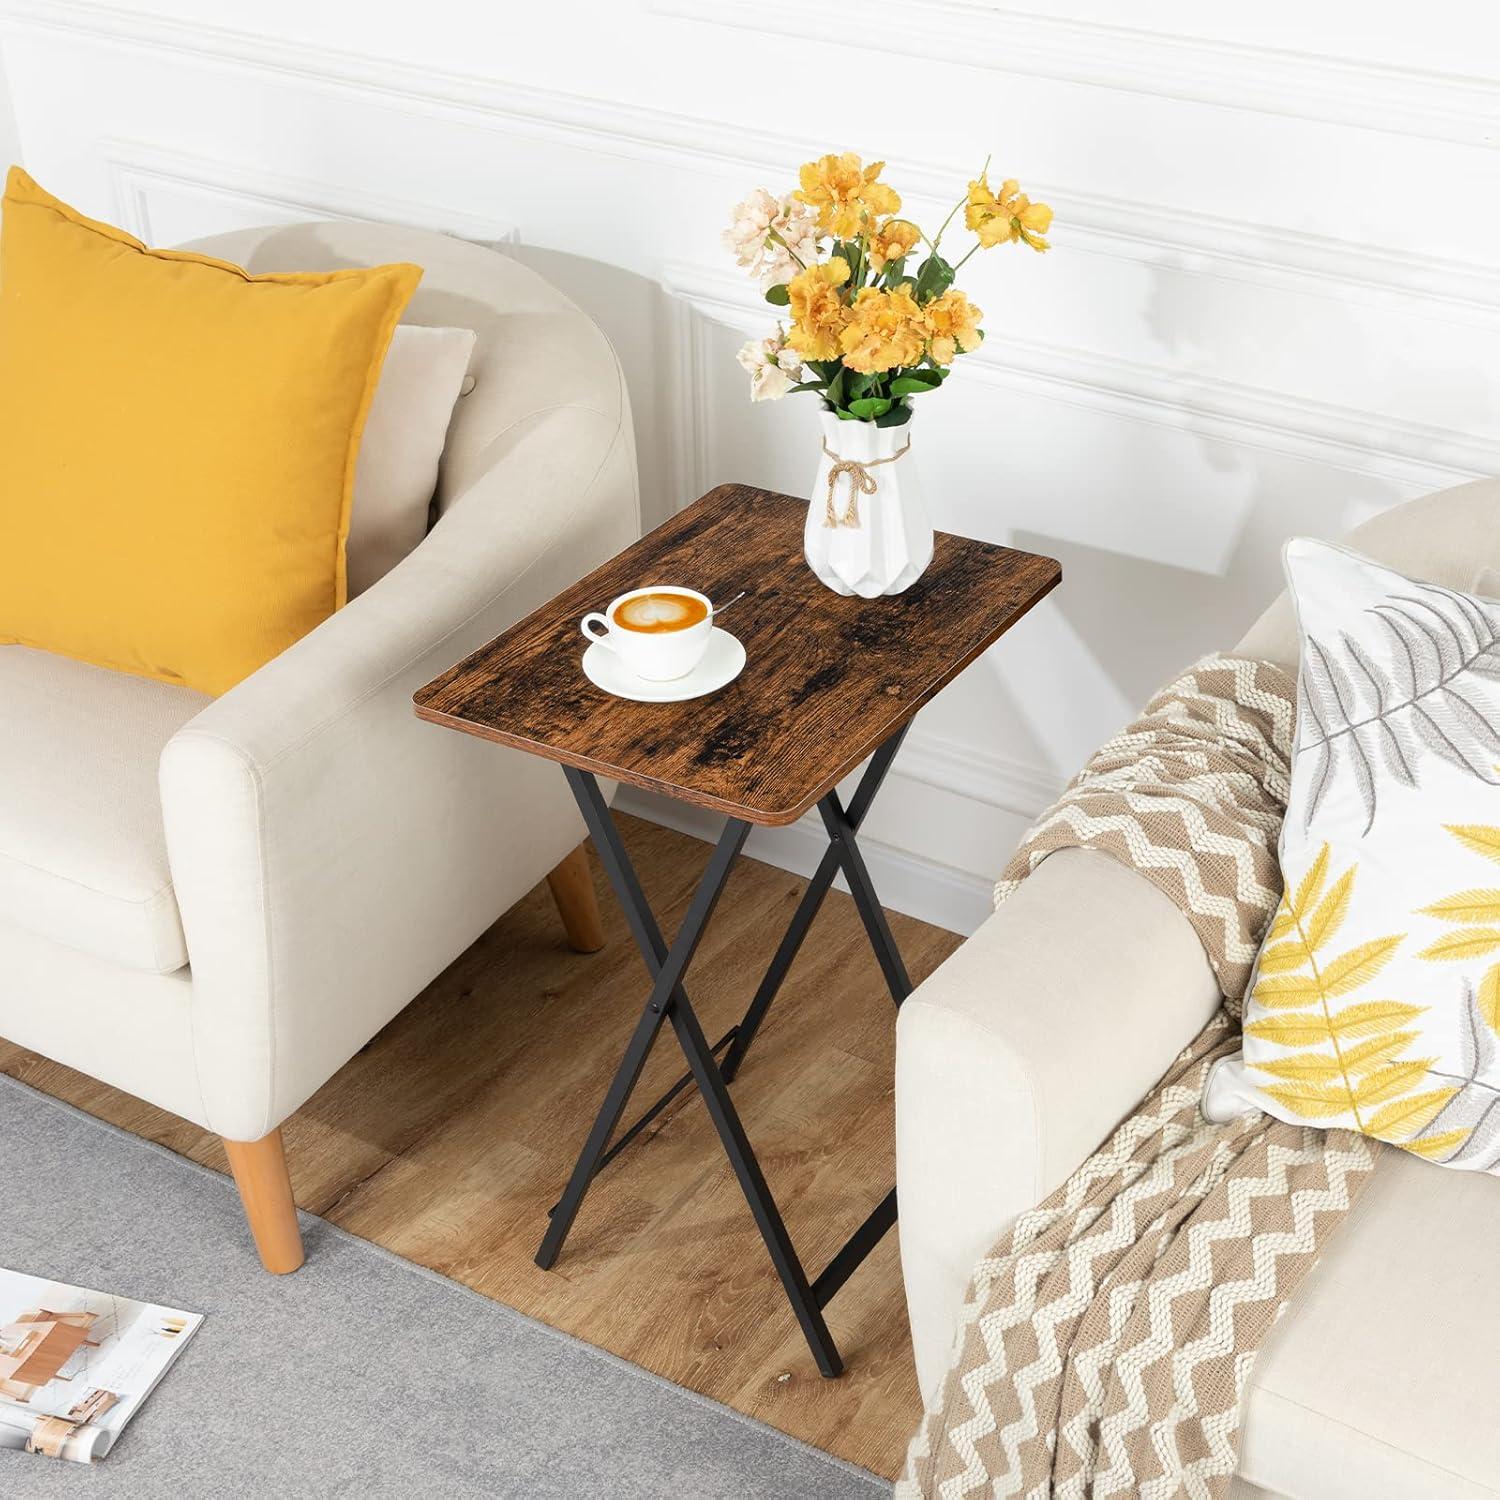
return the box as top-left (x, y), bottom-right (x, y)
top-left (900, 655), bottom-right (1380, 1499)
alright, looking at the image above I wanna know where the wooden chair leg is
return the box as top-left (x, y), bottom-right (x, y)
top-left (223, 1129), bottom-right (304, 1274)
top-left (546, 842), bottom-right (606, 953)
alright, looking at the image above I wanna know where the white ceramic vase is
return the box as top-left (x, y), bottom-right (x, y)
top-left (804, 409), bottom-right (933, 597)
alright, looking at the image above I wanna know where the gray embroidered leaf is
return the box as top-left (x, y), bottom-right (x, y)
top-left (1414, 981), bottom-right (1500, 1168)
top-left (1397, 592), bottom-right (1465, 675)
top-left (1443, 686), bottom-right (1500, 755)
top-left (1374, 604), bottom-right (1444, 688)
top-left (1298, 580), bottom-right (1500, 833)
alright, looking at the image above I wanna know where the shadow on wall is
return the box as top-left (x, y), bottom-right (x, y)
top-left (1008, 461), bottom-right (1399, 710)
top-left (506, 244), bottom-right (687, 534)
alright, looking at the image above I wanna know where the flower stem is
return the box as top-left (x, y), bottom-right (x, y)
top-left (929, 193), bottom-right (965, 253)
top-left (933, 156), bottom-right (987, 253)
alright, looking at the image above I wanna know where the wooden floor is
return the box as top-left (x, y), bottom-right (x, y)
top-left (0, 814), bottom-right (963, 1479)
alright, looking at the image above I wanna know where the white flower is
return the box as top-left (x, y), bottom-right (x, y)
top-left (722, 190), bottom-right (822, 291)
top-left (736, 327), bottom-right (803, 402)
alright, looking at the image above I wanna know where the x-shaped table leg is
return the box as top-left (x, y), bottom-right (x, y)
top-left (535, 726), bottom-right (914, 1377)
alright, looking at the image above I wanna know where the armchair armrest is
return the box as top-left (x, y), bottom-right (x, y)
top-left (895, 846), bottom-right (1221, 1400)
top-left (160, 397), bottom-right (637, 1141)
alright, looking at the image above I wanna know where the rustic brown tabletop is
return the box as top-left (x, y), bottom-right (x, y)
top-left (413, 480), bottom-right (1060, 1379)
top-left (414, 483), bottom-right (1060, 826)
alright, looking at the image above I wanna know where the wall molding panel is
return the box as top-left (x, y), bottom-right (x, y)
top-left (662, 260), bottom-right (1496, 491)
top-left (655, 0), bottom-right (1500, 150)
top-left (102, 140), bottom-right (518, 244)
top-left (7, 2), bottom-right (1500, 337)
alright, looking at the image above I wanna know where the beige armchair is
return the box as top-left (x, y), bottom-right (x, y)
top-left (896, 478), bottom-right (1500, 1500)
top-left (0, 221), bottom-right (639, 1273)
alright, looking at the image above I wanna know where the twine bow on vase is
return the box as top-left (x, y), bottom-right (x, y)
top-left (821, 436), bottom-right (912, 528)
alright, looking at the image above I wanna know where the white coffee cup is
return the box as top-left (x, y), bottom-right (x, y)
top-left (581, 585), bottom-right (714, 682)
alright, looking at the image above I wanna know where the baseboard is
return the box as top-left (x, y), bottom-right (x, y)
top-left (612, 785), bottom-right (995, 936)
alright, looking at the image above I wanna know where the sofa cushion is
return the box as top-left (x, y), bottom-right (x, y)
top-left (0, 646), bottom-right (204, 972)
top-left (1238, 1145), bottom-right (1500, 1499)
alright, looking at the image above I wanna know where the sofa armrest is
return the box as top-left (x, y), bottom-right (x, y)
top-left (895, 846), bottom-right (1221, 1400)
top-left (159, 399), bottom-right (637, 1141)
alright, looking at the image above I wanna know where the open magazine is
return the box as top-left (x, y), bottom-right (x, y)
top-left (0, 1268), bottom-right (201, 1462)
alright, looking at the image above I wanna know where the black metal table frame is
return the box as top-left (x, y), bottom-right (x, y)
top-left (534, 723), bottom-right (914, 1377)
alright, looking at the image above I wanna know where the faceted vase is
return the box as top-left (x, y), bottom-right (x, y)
top-left (804, 409), bottom-right (933, 598)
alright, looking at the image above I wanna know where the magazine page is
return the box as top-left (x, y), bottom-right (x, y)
top-left (0, 1268), bottom-right (202, 1463)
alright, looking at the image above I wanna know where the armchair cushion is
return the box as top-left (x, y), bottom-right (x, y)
top-left (349, 323), bottom-right (475, 597)
top-left (0, 646), bottom-right (202, 973)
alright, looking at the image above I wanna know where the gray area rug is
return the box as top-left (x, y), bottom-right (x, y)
top-left (0, 1075), bottom-right (888, 1498)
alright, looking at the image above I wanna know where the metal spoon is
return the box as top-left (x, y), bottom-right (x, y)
top-left (710, 591), bottom-right (747, 618)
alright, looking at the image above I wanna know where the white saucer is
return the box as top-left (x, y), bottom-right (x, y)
top-left (582, 627), bottom-right (746, 703)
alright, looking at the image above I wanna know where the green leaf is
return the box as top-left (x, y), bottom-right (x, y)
top-left (914, 253), bottom-right (955, 303)
top-left (874, 401), bottom-right (912, 428)
top-left (848, 396), bottom-right (893, 419)
top-left (844, 372), bottom-right (873, 399)
top-left (880, 256), bottom-right (907, 286)
top-left (889, 374), bottom-right (942, 396)
top-left (824, 368), bottom-right (846, 409)
top-left (764, 284), bottom-right (790, 306)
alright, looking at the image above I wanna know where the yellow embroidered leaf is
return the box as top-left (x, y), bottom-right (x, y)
top-left (1480, 964), bottom-right (1500, 1035)
top-left (1341, 1032), bottom-right (1420, 1075)
top-left (1415, 928), bottom-right (1500, 962)
top-left (1320, 1032), bottom-right (1410, 1080)
top-left (1289, 844), bottom-right (1332, 920)
top-left (1351, 1059), bottom-right (1434, 1108)
top-left (1319, 936), bottom-right (1404, 995)
top-left (1327, 1001), bottom-right (1426, 1039)
top-left (1445, 824), bottom-right (1500, 866)
top-left (1265, 905), bottom-right (1296, 945)
top-left (1250, 974), bottom-right (1323, 1008)
top-left (1365, 1088), bottom-right (1456, 1140)
top-left (1246, 1000), bottom-right (1422, 1049)
top-left (1304, 868), bottom-right (1355, 949)
top-left (1254, 941), bottom-right (1307, 976)
top-left (1262, 1081), bottom-right (1353, 1119)
top-left (1416, 888), bottom-right (1500, 924)
top-left (1252, 1050), bottom-right (1344, 1084)
top-left (1246, 1014), bottom-right (1330, 1048)
top-left (1399, 1129), bottom-right (1470, 1160)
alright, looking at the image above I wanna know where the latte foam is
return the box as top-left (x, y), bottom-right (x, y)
top-left (614, 591), bottom-right (709, 633)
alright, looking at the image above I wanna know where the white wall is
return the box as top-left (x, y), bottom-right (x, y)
top-left (2, 1), bottom-right (1497, 932)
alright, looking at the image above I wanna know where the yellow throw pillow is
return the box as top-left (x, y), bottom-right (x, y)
top-left (0, 168), bottom-right (421, 694)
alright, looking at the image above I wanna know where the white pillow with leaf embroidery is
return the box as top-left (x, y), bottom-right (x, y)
top-left (1207, 539), bottom-right (1500, 1171)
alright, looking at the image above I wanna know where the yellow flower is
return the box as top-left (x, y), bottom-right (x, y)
top-left (965, 173), bottom-right (1053, 252)
top-left (867, 217), bottom-right (921, 273)
top-left (924, 289), bottom-right (983, 366)
top-left (786, 256), bottom-right (851, 361)
top-left (795, 153), bottom-right (901, 240)
top-left (838, 286), bottom-right (926, 375)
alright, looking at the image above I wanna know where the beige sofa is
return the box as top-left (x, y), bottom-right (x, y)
top-left (896, 478), bottom-right (1500, 1500)
top-left (0, 221), bottom-right (638, 1272)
